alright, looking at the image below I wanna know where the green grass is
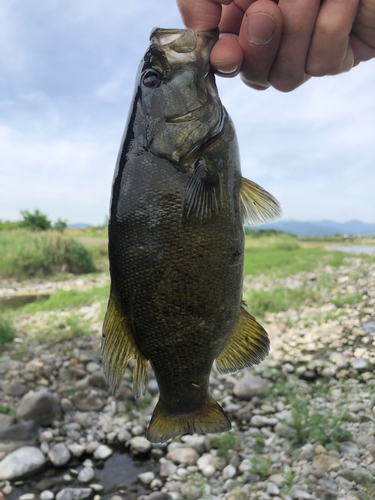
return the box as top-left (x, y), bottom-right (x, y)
top-left (0, 404), bottom-right (16, 416)
top-left (0, 230), bottom-right (96, 279)
top-left (17, 283), bottom-right (110, 314)
top-left (0, 315), bottom-right (16, 345)
top-left (33, 313), bottom-right (92, 343)
top-left (244, 286), bottom-right (317, 319)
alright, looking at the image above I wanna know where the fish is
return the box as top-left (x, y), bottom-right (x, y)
top-left (102, 27), bottom-right (282, 443)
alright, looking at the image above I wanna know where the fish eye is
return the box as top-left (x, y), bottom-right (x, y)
top-left (142, 69), bottom-right (162, 89)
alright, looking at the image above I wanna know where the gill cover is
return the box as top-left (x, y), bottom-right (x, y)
top-left (140, 28), bottom-right (223, 163)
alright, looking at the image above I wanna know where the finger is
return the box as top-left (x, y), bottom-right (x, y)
top-left (177, 0), bottom-right (235, 31)
top-left (211, 35), bottom-right (244, 76)
top-left (219, 0), bottom-right (258, 34)
top-left (306, 0), bottom-right (360, 76)
top-left (352, 0), bottom-right (375, 49)
top-left (349, 32), bottom-right (375, 66)
top-left (268, 0), bottom-right (321, 92)
top-left (237, 0), bottom-right (283, 90)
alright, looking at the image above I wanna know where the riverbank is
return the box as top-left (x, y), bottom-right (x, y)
top-left (0, 254), bottom-right (374, 500)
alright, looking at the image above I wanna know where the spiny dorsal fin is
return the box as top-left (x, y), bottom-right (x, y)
top-left (182, 159), bottom-right (222, 220)
top-left (240, 177), bottom-right (282, 225)
top-left (102, 288), bottom-right (148, 396)
top-left (147, 394), bottom-right (231, 443)
top-left (215, 303), bottom-right (270, 375)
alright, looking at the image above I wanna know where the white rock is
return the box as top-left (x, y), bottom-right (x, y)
top-left (67, 444), bottom-right (85, 458)
top-left (19, 494), bottom-right (36, 500)
top-left (48, 444), bottom-right (71, 467)
top-left (201, 464), bottom-right (215, 477)
top-left (267, 482), bottom-right (280, 495)
top-left (55, 488), bottom-right (92, 500)
top-left (137, 471), bottom-right (155, 485)
top-left (222, 464), bottom-right (236, 480)
top-left (0, 446), bottom-right (46, 480)
top-left (93, 445), bottom-right (113, 460)
top-left (78, 467), bottom-right (95, 483)
top-left (160, 458), bottom-right (177, 477)
top-left (129, 437), bottom-right (151, 454)
top-left (117, 428), bottom-right (132, 443)
top-left (167, 447), bottom-right (199, 465)
top-left (40, 491), bottom-right (55, 500)
top-left (196, 453), bottom-right (212, 470)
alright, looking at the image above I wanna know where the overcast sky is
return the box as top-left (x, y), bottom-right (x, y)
top-left (1, 0), bottom-right (374, 225)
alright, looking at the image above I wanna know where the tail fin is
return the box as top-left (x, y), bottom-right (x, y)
top-left (147, 395), bottom-right (231, 443)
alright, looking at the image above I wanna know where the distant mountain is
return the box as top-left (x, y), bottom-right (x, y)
top-left (251, 219), bottom-right (375, 237)
top-left (68, 222), bottom-right (90, 228)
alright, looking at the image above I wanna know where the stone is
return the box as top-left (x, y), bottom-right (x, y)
top-left (5, 382), bottom-right (28, 397)
top-left (250, 415), bottom-right (278, 427)
top-left (274, 422), bottom-right (297, 439)
top-left (329, 353), bottom-right (348, 369)
top-left (67, 444), bottom-right (85, 458)
top-left (55, 488), bottom-right (92, 500)
top-left (0, 414), bottom-right (15, 427)
top-left (318, 476), bottom-right (337, 491)
top-left (288, 485), bottom-right (312, 499)
top-left (60, 399), bottom-right (74, 412)
top-left (181, 435), bottom-right (206, 454)
top-left (299, 444), bottom-right (315, 461)
top-left (129, 437), bottom-right (152, 454)
top-left (348, 402), bottom-right (366, 413)
top-left (312, 454), bottom-right (341, 472)
top-left (0, 420), bottom-right (40, 454)
top-left (0, 446), bottom-right (46, 480)
top-left (351, 358), bottom-right (367, 372)
top-left (93, 444), bottom-right (113, 460)
top-left (16, 390), bottom-right (61, 426)
top-left (137, 472), bottom-right (155, 485)
top-left (19, 494), bottom-right (35, 500)
top-left (78, 467), bottom-right (95, 483)
top-left (146, 493), bottom-right (173, 500)
top-left (180, 481), bottom-right (202, 500)
top-left (117, 427), bottom-right (132, 443)
top-left (201, 464), bottom-right (215, 477)
top-left (222, 464), bottom-right (236, 480)
top-left (339, 468), bottom-right (373, 484)
top-left (267, 482), bottom-right (280, 495)
top-left (40, 491), bottom-right (55, 500)
top-left (233, 375), bottom-right (269, 400)
top-left (160, 458), bottom-right (177, 477)
top-left (339, 441), bottom-right (359, 456)
top-left (166, 447), bottom-right (199, 465)
top-left (72, 391), bottom-right (104, 412)
top-left (48, 443), bottom-right (71, 467)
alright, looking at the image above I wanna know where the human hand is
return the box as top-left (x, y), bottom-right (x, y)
top-left (177, 0), bottom-right (375, 92)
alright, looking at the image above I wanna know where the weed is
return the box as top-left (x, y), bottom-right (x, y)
top-left (0, 230), bottom-right (96, 279)
top-left (253, 433), bottom-right (266, 452)
top-left (250, 455), bottom-right (272, 480)
top-left (0, 404), bottom-right (16, 415)
top-left (180, 472), bottom-right (206, 500)
top-left (31, 313), bottom-right (92, 343)
top-left (209, 431), bottom-right (236, 458)
top-left (0, 315), bottom-right (16, 345)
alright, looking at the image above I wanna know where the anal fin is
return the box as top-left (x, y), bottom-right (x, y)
top-left (147, 395), bottom-right (231, 443)
top-left (240, 177), bottom-right (282, 225)
top-left (102, 287), bottom-right (148, 397)
top-left (215, 303), bottom-right (270, 375)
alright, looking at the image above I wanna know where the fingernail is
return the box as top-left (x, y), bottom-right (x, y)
top-left (247, 13), bottom-right (276, 46)
top-left (215, 63), bottom-right (239, 76)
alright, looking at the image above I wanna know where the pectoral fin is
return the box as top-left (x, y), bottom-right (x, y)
top-left (102, 288), bottom-right (148, 397)
top-left (182, 159), bottom-right (222, 220)
top-left (215, 303), bottom-right (270, 375)
top-left (240, 177), bottom-right (282, 225)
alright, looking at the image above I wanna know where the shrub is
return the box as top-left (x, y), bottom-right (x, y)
top-left (0, 316), bottom-right (16, 345)
top-left (19, 209), bottom-right (52, 231)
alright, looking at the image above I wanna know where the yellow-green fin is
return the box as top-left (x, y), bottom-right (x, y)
top-left (147, 395), bottom-right (231, 443)
top-left (215, 303), bottom-right (270, 375)
top-left (240, 177), bottom-right (282, 225)
top-left (102, 288), bottom-right (148, 397)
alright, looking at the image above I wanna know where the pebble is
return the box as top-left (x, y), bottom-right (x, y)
top-left (166, 447), bottom-right (199, 466)
top-left (137, 472), bottom-right (155, 485)
top-left (93, 445), bottom-right (112, 460)
top-left (129, 437), bottom-right (152, 454)
top-left (40, 491), bottom-right (55, 500)
top-left (48, 443), bottom-right (71, 467)
top-left (55, 488), bottom-right (92, 500)
top-left (77, 467), bottom-right (95, 483)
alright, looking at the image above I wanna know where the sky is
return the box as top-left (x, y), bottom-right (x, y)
top-left (1, 0), bottom-right (374, 226)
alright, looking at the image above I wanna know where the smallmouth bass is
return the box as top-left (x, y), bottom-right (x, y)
top-left (102, 27), bottom-right (281, 443)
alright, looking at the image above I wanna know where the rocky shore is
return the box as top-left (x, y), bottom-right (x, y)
top-left (0, 257), bottom-right (374, 500)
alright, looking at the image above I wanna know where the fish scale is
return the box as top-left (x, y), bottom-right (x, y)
top-left (102, 27), bottom-right (281, 442)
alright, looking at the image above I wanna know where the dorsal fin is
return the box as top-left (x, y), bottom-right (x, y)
top-left (240, 177), bottom-right (282, 225)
